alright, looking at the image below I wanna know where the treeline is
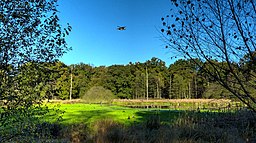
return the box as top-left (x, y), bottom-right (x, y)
top-left (39, 57), bottom-right (255, 100)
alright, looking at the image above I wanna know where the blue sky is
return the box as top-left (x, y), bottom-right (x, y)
top-left (58, 0), bottom-right (174, 67)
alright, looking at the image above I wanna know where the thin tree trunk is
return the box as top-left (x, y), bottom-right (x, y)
top-left (146, 67), bottom-right (148, 100)
top-left (195, 76), bottom-right (197, 98)
top-left (70, 66), bottom-right (73, 100)
top-left (169, 75), bottom-right (172, 98)
top-left (156, 81), bottom-right (159, 99)
top-left (188, 82), bottom-right (191, 99)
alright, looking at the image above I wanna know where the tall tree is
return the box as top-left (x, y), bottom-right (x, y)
top-left (105, 65), bottom-right (133, 99)
top-left (129, 62), bottom-right (146, 99)
top-left (161, 0), bottom-right (256, 111)
top-left (39, 61), bottom-right (64, 100)
top-left (89, 66), bottom-right (108, 88)
top-left (0, 0), bottom-right (71, 141)
top-left (145, 57), bottom-right (167, 99)
top-left (72, 63), bottom-right (93, 98)
top-left (168, 59), bottom-right (199, 99)
top-left (55, 63), bottom-right (71, 99)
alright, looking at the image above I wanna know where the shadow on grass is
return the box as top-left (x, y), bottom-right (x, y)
top-left (58, 104), bottom-right (243, 125)
top-left (59, 105), bottom-right (188, 126)
top-left (43, 104), bottom-right (256, 142)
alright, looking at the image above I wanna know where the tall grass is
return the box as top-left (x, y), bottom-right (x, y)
top-left (44, 108), bottom-right (255, 143)
top-left (4, 102), bottom-right (254, 142)
top-left (113, 99), bottom-right (245, 111)
top-left (53, 112), bottom-right (256, 143)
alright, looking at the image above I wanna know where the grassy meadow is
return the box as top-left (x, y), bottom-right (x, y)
top-left (48, 99), bottom-right (243, 125)
top-left (51, 104), bottom-right (141, 125)
top-left (39, 99), bottom-right (256, 143)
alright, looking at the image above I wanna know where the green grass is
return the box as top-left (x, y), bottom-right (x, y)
top-left (2, 102), bottom-right (254, 142)
top-left (46, 103), bottom-right (242, 126)
top-left (46, 103), bottom-right (226, 126)
top-left (48, 103), bottom-right (152, 125)
top-left (18, 103), bottom-right (255, 142)
top-left (46, 103), bottom-right (193, 127)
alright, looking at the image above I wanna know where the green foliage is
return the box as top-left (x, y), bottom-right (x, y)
top-left (0, 104), bottom-right (64, 142)
top-left (41, 56), bottom-right (256, 104)
top-left (0, 0), bottom-right (71, 141)
top-left (132, 67), bottom-right (146, 99)
top-left (72, 63), bottom-right (93, 98)
top-left (43, 56), bottom-right (256, 102)
top-left (203, 83), bottom-right (234, 99)
top-left (146, 58), bottom-right (167, 98)
top-left (105, 65), bottom-right (133, 99)
top-left (55, 65), bottom-right (71, 100)
top-left (169, 59), bottom-right (200, 99)
top-left (83, 86), bottom-right (114, 103)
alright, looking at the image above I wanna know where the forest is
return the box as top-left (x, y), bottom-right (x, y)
top-left (41, 56), bottom-right (255, 101)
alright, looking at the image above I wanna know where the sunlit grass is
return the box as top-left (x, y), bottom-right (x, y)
top-left (45, 102), bottom-right (241, 125)
top-left (46, 103), bottom-right (190, 126)
top-left (48, 103), bottom-right (149, 125)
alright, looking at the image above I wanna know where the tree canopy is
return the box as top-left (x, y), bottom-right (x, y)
top-left (0, 0), bottom-right (71, 141)
top-left (41, 57), bottom-right (250, 104)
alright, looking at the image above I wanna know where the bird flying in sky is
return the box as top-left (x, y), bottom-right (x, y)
top-left (117, 26), bottom-right (126, 31)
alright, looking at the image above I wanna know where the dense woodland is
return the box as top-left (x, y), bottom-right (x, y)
top-left (40, 56), bottom-right (256, 101)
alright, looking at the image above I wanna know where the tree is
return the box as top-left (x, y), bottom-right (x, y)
top-left (72, 63), bottom-right (94, 98)
top-left (203, 82), bottom-right (234, 99)
top-left (0, 0), bottom-right (71, 141)
top-left (145, 57), bottom-right (167, 99)
top-left (55, 63), bottom-right (71, 99)
top-left (90, 66), bottom-right (108, 87)
top-left (168, 59), bottom-right (200, 99)
top-left (161, 0), bottom-right (256, 112)
top-left (130, 62), bottom-right (146, 99)
top-left (105, 65), bottom-right (133, 99)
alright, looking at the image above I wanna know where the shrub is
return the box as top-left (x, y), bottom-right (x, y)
top-left (83, 86), bottom-right (114, 103)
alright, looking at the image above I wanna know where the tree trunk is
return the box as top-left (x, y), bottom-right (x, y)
top-left (146, 67), bottom-right (148, 100)
top-left (156, 80), bottom-right (159, 99)
top-left (188, 82), bottom-right (191, 99)
top-left (70, 67), bottom-right (73, 100)
top-left (169, 75), bottom-right (172, 98)
top-left (195, 76), bottom-right (197, 98)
